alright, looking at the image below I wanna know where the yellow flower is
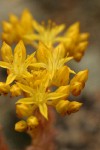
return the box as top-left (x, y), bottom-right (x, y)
top-left (0, 41), bottom-right (35, 84)
top-left (16, 74), bottom-right (69, 119)
top-left (62, 22), bottom-right (89, 61)
top-left (70, 70), bottom-right (88, 96)
top-left (24, 20), bottom-right (65, 47)
top-left (2, 9), bottom-right (33, 44)
top-left (31, 42), bottom-right (74, 85)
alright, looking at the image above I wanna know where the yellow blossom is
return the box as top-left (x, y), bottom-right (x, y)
top-left (24, 20), bottom-right (65, 47)
top-left (31, 42), bottom-right (74, 85)
top-left (2, 9), bottom-right (33, 44)
top-left (70, 70), bottom-right (88, 96)
top-left (16, 74), bottom-right (69, 119)
top-left (0, 9), bottom-right (89, 133)
top-left (15, 120), bottom-right (27, 132)
top-left (0, 41), bottom-right (35, 84)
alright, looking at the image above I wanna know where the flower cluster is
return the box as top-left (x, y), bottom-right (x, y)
top-left (0, 10), bottom-right (89, 133)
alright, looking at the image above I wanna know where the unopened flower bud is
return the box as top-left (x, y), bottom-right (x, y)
top-left (80, 33), bottom-right (89, 41)
top-left (10, 84), bottom-right (21, 97)
top-left (70, 81), bottom-right (84, 96)
top-left (27, 116), bottom-right (39, 128)
top-left (0, 82), bottom-right (10, 94)
top-left (71, 70), bottom-right (88, 83)
top-left (77, 42), bottom-right (88, 52)
top-left (15, 120), bottom-right (27, 132)
top-left (16, 104), bottom-right (33, 118)
top-left (10, 14), bottom-right (18, 24)
top-left (67, 101), bottom-right (82, 114)
top-left (56, 100), bottom-right (70, 115)
top-left (2, 21), bottom-right (12, 32)
top-left (70, 70), bottom-right (88, 96)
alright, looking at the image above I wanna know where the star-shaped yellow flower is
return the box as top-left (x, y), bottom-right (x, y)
top-left (31, 42), bottom-right (75, 86)
top-left (24, 20), bottom-right (65, 47)
top-left (16, 74), bottom-right (70, 119)
top-left (0, 41), bottom-right (35, 84)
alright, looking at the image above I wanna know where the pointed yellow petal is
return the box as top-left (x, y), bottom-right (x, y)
top-left (24, 34), bottom-right (40, 41)
top-left (53, 43), bottom-right (65, 60)
top-left (51, 24), bottom-right (65, 36)
top-left (53, 66), bottom-right (69, 86)
top-left (16, 98), bottom-right (34, 104)
top-left (10, 14), bottom-right (18, 24)
top-left (66, 22), bottom-right (80, 34)
top-left (47, 92), bottom-right (68, 100)
top-left (39, 103), bottom-right (48, 119)
top-left (33, 20), bottom-right (44, 33)
top-left (22, 71), bottom-right (33, 79)
top-left (0, 61), bottom-right (10, 69)
top-left (36, 42), bottom-right (52, 64)
top-left (59, 56), bottom-right (73, 67)
top-left (55, 85), bottom-right (70, 97)
top-left (1, 42), bottom-right (13, 62)
top-left (29, 62), bottom-right (46, 69)
top-left (2, 21), bottom-right (12, 32)
top-left (24, 52), bottom-right (36, 68)
top-left (68, 67), bottom-right (76, 74)
top-left (6, 73), bottom-right (16, 84)
top-left (17, 83), bottom-right (33, 96)
top-left (21, 9), bottom-right (33, 27)
top-left (14, 40), bottom-right (26, 64)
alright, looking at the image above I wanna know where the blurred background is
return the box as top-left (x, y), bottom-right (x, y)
top-left (0, 0), bottom-right (100, 150)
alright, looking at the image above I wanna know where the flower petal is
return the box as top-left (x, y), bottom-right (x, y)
top-left (0, 61), bottom-right (10, 69)
top-left (6, 73), bottom-right (16, 84)
top-left (16, 97), bottom-right (34, 104)
top-left (53, 43), bottom-right (65, 60)
top-left (33, 20), bottom-right (44, 33)
top-left (14, 40), bottom-right (26, 64)
top-left (47, 92), bottom-right (68, 100)
top-left (24, 34), bottom-right (40, 41)
top-left (24, 52), bottom-right (36, 68)
top-left (51, 24), bottom-right (65, 36)
top-left (17, 83), bottom-right (33, 96)
top-left (36, 42), bottom-right (52, 64)
top-left (39, 103), bottom-right (48, 119)
top-left (29, 62), bottom-right (47, 69)
top-left (1, 42), bottom-right (13, 63)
